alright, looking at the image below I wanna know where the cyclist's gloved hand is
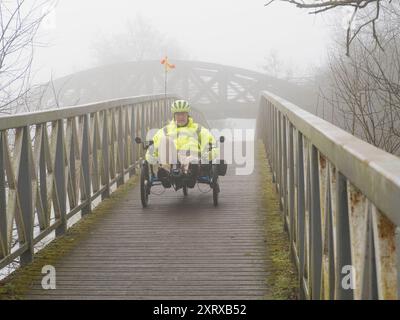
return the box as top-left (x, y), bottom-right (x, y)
top-left (178, 154), bottom-right (199, 166)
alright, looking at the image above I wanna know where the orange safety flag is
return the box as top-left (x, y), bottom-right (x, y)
top-left (161, 56), bottom-right (175, 71)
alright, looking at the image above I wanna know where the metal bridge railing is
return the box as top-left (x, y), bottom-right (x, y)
top-left (256, 91), bottom-right (400, 300)
top-left (0, 94), bottom-right (208, 273)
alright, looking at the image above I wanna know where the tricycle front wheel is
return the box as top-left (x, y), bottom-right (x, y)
top-left (140, 161), bottom-right (150, 208)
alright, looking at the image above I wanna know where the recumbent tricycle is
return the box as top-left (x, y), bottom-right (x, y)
top-left (135, 136), bottom-right (227, 207)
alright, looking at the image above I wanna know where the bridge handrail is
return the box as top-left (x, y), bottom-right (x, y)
top-left (0, 94), bottom-right (207, 274)
top-left (0, 94), bottom-right (174, 130)
top-left (256, 90), bottom-right (400, 300)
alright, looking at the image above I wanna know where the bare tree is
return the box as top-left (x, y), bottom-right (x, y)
top-left (263, 49), bottom-right (290, 79)
top-left (266, 0), bottom-right (394, 55)
top-left (268, 0), bottom-right (400, 154)
top-left (92, 14), bottom-right (188, 66)
top-left (317, 5), bottom-right (400, 155)
top-left (0, 0), bottom-right (56, 114)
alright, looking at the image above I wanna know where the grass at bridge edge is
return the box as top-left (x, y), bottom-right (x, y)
top-left (257, 140), bottom-right (298, 300)
top-left (0, 176), bottom-right (138, 300)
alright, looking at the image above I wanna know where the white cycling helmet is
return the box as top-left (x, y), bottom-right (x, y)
top-left (171, 100), bottom-right (191, 114)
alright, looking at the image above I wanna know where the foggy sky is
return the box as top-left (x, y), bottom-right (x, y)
top-left (33, 0), bottom-right (335, 83)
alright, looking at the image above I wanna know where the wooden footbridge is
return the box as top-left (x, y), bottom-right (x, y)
top-left (1, 90), bottom-right (400, 300)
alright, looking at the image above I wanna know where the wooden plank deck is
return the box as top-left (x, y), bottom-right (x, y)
top-left (24, 142), bottom-right (273, 299)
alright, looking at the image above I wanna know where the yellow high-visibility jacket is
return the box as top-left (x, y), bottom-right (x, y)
top-left (145, 117), bottom-right (218, 163)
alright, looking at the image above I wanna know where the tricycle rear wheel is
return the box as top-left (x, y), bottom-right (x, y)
top-left (211, 164), bottom-right (220, 206)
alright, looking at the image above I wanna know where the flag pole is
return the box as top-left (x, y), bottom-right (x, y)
top-left (164, 62), bottom-right (167, 109)
top-left (161, 56), bottom-right (175, 124)
top-left (164, 56), bottom-right (168, 124)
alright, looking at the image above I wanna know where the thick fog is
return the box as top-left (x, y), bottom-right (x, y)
top-left (7, 0), bottom-right (385, 142)
top-left (33, 0), bottom-right (333, 83)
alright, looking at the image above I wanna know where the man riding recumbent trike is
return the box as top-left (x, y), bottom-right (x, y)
top-left (135, 99), bottom-right (227, 207)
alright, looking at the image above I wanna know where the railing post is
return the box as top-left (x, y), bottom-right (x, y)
top-left (91, 113), bottom-right (100, 193)
top-left (147, 103), bottom-right (151, 133)
top-left (109, 109), bottom-right (116, 181)
top-left (282, 116), bottom-right (288, 231)
top-left (335, 171), bottom-right (354, 299)
top-left (117, 107), bottom-right (125, 187)
top-left (54, 120), bottom-right (67, 237)
top-left (277, 111), bottom-right (283, 208)
top-left (149, 103), bottom-right (153, 130)
top-left (263, 101), bottom-right (267, 149)
top-left (124, 107), bottom-right (130, 173)
top-left (310, 145), bottom-right (322, 299)
top-left (141, 104), bottom-right (145, 138)
top-left (288, 123), bottom-right (295, 249)
top-left (326, 166), bottom-right (336, 299)
top-left (135, 107), bottom-right (140, 162)
top-left (39, 125), bottom-right (48, 224)
top-left (66, 119), bottom-right (77, 210)
top-left (81, 114), bottom-right (91, 215)
top-left (361, 205), bottom-right (379, 299)
top-left (270, 107), bottom-right (274, 178)
top-left (130, 106), bottom-right (136, 177)
top-left (140, 104), bottom-right (145, 159)
top-left (272, 107), bottom-right (277, 183)
top-left (101, 110), bottom-right (110, 199)
top-left (19, 126), bottom-right (34, 265)
top-left (297, 130), bottom-right (306, 299)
